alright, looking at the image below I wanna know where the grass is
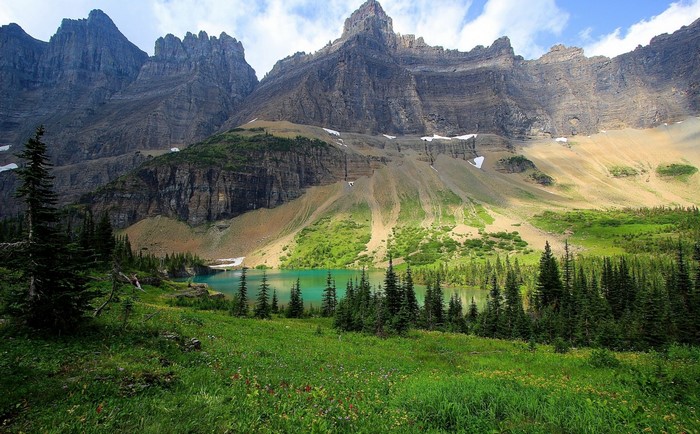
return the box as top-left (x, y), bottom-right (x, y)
top-left (531, 207), bottom-right (700, 255)
top-left (281, 204), bottom-right (372, 269)
top-left (656, 163), bottom-right (698, 180)
top-left (609, 165), bottom-right (639, 178)
top-left (1, 286), bottom-right (698, 433)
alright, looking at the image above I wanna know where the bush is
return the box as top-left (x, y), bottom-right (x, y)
top-left (588, 348), bottom-right (620, 368)
top-left (530, 170), bottom-right (554, 186)
top-left (656, 163), bottom-right (698, 178)
top-left (553, 337), bottom-right (570, 354)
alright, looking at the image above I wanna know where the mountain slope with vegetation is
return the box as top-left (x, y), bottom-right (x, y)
top-left (113, 118), bottom-right (700, 268)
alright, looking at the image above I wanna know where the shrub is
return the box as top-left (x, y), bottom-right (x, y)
top-left (588, 348), bottom-right (620, 368)
top-left (656, 163), bottom-right (698, 178)
top-left (553, 337), bottom-right (570, 354)
top-left (530, 170), bottom-right (554, 186)
top-left (609, 165), bottom-right (638, 177)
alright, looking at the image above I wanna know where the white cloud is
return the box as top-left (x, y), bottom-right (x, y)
top-left (150, 0), bottom-right (361, 76)
top-left (456, 0), bottom-right (569, 58)
top-left (584, 0), bottom-right (700, 57)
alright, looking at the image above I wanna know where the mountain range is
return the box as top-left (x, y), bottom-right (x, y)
top-left (1, 0), bottom-right (699, 266)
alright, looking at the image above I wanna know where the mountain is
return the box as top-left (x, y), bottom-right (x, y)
top-left (229, 0), bottom-right (699, 137)
top-left (0, 10), bottom-right (257, 215)
top-left (1, 0), bottom-right (699, 253)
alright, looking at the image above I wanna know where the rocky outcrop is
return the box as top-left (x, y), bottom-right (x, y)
top-left (84, 134), bottom-right (377, 227)
top-left (2, 2), bottom-right (699, 221)
top-left (230, 1), bottom-right (700, 138)
top-left (0, 10), bottom-right (258, 217)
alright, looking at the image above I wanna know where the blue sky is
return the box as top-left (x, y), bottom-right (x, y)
top-left (1, 0), bottom-right (699, 77)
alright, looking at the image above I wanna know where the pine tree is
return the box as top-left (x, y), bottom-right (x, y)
top-left (321, 271), bottom-right (337, 317)
top-left (431, 275), bottom-right (445, 329)
top-left (535, 241), bottom-right (563, 312)
top-left (503, 268), bottom-right (528, 339)
top-left (447, 293), bottom-right (467, 333)
top-left (467, 296), bottom-right (479, 333)
top-left (286, 278), bottom-right (304, 318)
top-left (253, 270), bottom-right (271, 319)
top-left (94, 212), bottom-right (115, 264)
top-left (271, 288), bottom-right (279, 314)
top-left (482, 274), bottom-right (504, 338)
top-left (384, 256), bottom-right (401, 318)
top-left (403, 266), bottom-right (420, 324)
top-left (6, 126), bottom-right (95, 330)
top-left (235, 268), bottom-right (249, 317)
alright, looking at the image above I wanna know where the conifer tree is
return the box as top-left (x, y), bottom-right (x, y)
top-left (6, 126), bottom-right (95, 330)
top-left (503, 268), bottom-right (528, 339)
top-left (286, 278), bottom-right (304, 318)
top-left (482, 274), bottom-right (504, 338)
top-left (321, 271), bottom-right (337, 317)
top-left (447, 293), bottom-right (467, 333)
top-left (431, 275), bottom-right (445, 328)
top-left (235, 268), bottom-right (249, 317)
top-left (384, 256), bottom-right (401, 317)
top-left (402, 266), bottom-right (420, 324)
top-left (94, 212), bottom-right (115, 264)
top-left (271, 288), bottom-right (279, 314)
top-left (254, 270), bottom-right (271, 319)
top-left (535, 241), bottom-right (563, 312)
top-left (467, 296), bottom-right (479, 333)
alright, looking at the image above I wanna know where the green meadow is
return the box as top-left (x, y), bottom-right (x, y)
top-left (1, 284), bottom-right (698, 433)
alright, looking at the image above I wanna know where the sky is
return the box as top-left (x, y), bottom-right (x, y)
top-left (1, 0), bottom-right (699, 78)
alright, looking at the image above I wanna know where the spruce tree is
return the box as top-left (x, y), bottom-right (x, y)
top-left (402, 266), bottom-right (420, 324)
top-left (235, 268), bottom-right (249, 317)
top-left (253, 271), bottom-right (271, 319)
top-left (271, 288), bottom-right (279, 314)
top-left (535, 241), bottom-right (563, 312)
top-left (321, 271), bottom-right (337, 317)
top-left (467, 296), bottom-right (479, 333)
top-left (431, 275), bottom-right (445, 329)
top-left (94, 212), bottom-right (115, 265)
top-left (286, 278), bottom-right (304, 318)
top-left (7, 126), bottom-right (95, 330)
top-left (384, 256), bottom-right (401, 318)
top-left (504, 268), bottom-right (528, 339)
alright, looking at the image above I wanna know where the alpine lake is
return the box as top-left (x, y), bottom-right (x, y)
top-left (184, 268), bottom-right (487, 309)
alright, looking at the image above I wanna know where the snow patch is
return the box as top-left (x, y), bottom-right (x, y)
top-left (0, 163), bottom-right (18, 172)
top-left (422, 133), bottom-right (477, 142)
top-left (453, 134), bottom-right (477, 140)
top-left (348, 181), bottom-right (354, 187)
top-left (600, 130), bottom-right (607, 134)
top-left (383, 134), bottom-right (396, 139)
top-left (0, 145), bottom-right (9, 152)
top-left (170, 147), bottom-right (180, 152)
top-left (555, 137), bottom-right (568, 143)
top-left (210, 257), bottom-right (245, 269)
top-left (421, 134), bottom-right (452, 142)
top-left (676, 121), bottom-right (683, 124)
top-left (245, 118), bottom-right (258, 124)
top-left (469, 156), bottom-right (485, 169)
top-left (323, 128), bottom-right (340, 136)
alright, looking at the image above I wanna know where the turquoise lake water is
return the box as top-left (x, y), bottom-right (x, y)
top-left (187, 268), bottom-right (486, 309)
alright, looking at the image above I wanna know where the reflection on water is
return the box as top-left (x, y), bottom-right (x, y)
top-left (186, 269), bottom-right (486, 308)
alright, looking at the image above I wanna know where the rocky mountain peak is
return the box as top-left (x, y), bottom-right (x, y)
top-left (341, 0), bottom-right (394, 40)
top-left (155, 30), bottom-right (246, 61)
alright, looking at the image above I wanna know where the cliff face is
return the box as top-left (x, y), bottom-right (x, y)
top-left (85, 134), bottom-right (377, 227)
top-left (0, 10), bottom-right (258, 216)
top-left (2, 1), bottom-right (699, 222)
top-left (230, 1), bottom-right (700, 137)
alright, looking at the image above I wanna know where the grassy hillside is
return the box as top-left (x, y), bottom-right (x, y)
top-left (121, 118), bottom-right (700, 267)
top-left (1, 286), bottom-right (698, 433)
